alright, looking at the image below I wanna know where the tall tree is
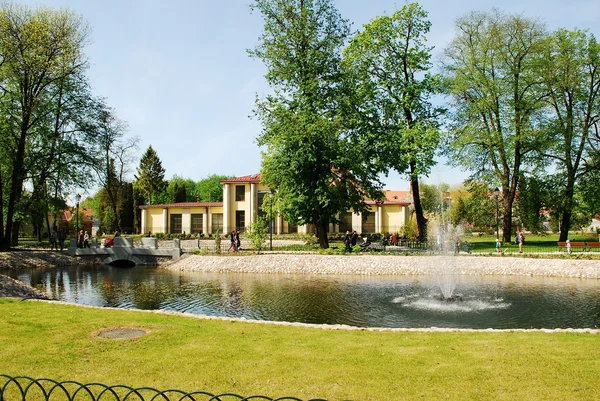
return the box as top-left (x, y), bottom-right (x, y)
top-left (538, 29), bottom-right (600, 241)
top-left (135, 146), bottom-right (167, 205)
top-left (342, 2), bottom-right (444, 242)
top-left (0, 3), bottom-right (89, 250)
top-left (249, 0), bottom-right (383, 248)
top-left (443, 10), bottom-right (548, 243)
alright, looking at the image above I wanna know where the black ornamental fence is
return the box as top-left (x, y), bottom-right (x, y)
top-left (0, 375), bottom-right (330, 401)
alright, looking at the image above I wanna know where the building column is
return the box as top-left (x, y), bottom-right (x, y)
top-left (276, 214), bottom-right (282, 235)
top-left (162, 208), bottom-right (168, 234)
top-left (353, 212), bottom-right (362, 234)
top-left (182, 209), bottom-right (191, 234)
top-left (141, 209), bottom-right (147, 234)
top-left (223, 183), bottom-right (230, 234)
top-left (376, 205), bottom-right (382, 233)
top-left (250, 183), bottom-right (256, 225)
top-left (203, 207), bottom-right (209, 235)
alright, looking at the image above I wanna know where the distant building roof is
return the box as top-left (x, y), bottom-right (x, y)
top-left (221, 173), bottom-right (262, 184)
top-left (139, 202), bottom-right (223, 209)
top-left (365, 190), bottom-right (411, 205)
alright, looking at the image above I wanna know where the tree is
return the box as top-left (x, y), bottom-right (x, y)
top-left (245, 216), bottom-right (269, 253)
top-left (342, 3), bottom-right (444, 242)
top-left (196, 174), bottom-right (230, 203)
top-left (443, 10), bottom-right (548, 243)
top-left (538, 29), bottom-right (600, 240)
top-left (249, 0), bottom-right (384, 248)
top-left (135, 146), bottom-right (167, 205)
top-left (0, 3), bottom-right (89, 249)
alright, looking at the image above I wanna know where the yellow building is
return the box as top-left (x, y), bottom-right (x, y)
top-left (139, 174), bottom-right (412, 235)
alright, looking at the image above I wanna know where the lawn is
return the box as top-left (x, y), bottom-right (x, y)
top-left (1, 299), bottom-right (599, 401)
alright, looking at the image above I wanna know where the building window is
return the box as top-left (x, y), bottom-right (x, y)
top-left (362, 212), bottom-right (375, 233)
top-left (339, 212), bottom-right (353, 233)
top-left (191, 214), bottom-right (203, 234)
top-left (211, 213), bottom-right (223, 234)
top-left (235, 210), bottom-right (245, 232)
top-left (170, 214), bottom-right (182, 234)
top-left (288, 224), bottom-right (297, 234)
top-left (257, 192), bottom-right (267, 217)
top-left (236, 185), bottom-right (245, 201)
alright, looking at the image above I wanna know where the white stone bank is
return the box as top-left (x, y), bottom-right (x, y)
top-left (166, 254), bottom-right (600, 279)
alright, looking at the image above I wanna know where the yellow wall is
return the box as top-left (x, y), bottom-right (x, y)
top-left (382, 204), bottom-right (404, 233)
top-left (147, 209), bottom-right (164, 234)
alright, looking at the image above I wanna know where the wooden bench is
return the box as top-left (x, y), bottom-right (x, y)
top-left (558, 241), bottom-right (586, 252)
top-left (586, 242), bottom-right (600, 251)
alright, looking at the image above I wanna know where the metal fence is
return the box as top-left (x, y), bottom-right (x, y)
top-left (0, 375), bottom-right (328, 401)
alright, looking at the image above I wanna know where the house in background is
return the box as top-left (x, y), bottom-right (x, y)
top-left (139, 174), bottom-right (412, 236)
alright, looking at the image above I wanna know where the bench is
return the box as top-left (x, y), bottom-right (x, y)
top-left (558, 241), bottom-right (586, 252)
top-left (586, 242), bottom-right (600, 251)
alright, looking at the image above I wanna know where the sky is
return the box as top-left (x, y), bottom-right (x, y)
top-left (19, 0), bottom-right (600, 192)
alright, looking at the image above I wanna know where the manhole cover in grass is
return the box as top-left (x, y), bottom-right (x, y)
top-left (96, 328), bottom-right (146, 339)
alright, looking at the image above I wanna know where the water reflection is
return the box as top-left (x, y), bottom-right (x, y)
top-left (4, 265), bottom-right (600, 329)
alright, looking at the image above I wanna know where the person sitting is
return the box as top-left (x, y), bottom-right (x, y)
top-left (359, 236), bottom-right (371, 248)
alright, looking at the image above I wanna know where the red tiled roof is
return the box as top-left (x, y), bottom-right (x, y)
top-left (365, 190), bottom-right (411, 205)
top-left (221, 173), bottom-right (262, 184)
top-left (139, 202), bottom-right (223, 209)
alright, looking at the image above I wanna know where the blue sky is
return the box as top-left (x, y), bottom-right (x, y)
top-left (21, 0), bottom-right (600, 190)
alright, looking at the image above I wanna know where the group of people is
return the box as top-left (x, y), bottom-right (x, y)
top-left (229, 230), bottom-right (241, 251)
top-left (77, 230), bottom-right (91, 248)
top-left (49, 228), bottom-right (91, 250)
top-left (49, 229), bottom-right (67, 251)
top-left (495, 231), bottom-right (525, 253)
top-left (343, 230), bottom-right (360, 251)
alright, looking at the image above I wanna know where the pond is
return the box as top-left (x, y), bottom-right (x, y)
top-left (4, 265), bottom-right (600, 329)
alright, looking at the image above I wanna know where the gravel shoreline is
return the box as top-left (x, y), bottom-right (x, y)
top-left (166, 254), bottom-right (600, 279)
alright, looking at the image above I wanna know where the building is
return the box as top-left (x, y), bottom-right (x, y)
top-left (139, 174), bottom-right (412, 235)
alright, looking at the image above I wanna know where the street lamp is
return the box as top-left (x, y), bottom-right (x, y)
top-left (269, 193), bottom-right (273, 251)
top-left (76, 193), bottom-right (81, 247)
top-left (494, 188), bottom-right (500, 240)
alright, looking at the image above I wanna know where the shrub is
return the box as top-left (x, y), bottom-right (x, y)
top-left (245, 217), bottom-right (269, 253)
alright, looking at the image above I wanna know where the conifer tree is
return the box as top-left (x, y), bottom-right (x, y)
top-left (135, 146), bottom-right (167, 204)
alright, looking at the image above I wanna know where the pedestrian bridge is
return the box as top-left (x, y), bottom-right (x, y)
top-left (68, 237), bottom-right (182, 266)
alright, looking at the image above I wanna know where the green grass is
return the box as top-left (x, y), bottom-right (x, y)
top-left (1, 299), bottom-right (599, 400)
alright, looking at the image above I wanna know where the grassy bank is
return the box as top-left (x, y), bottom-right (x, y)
top-left (1, 299), bottom-right (599, 401)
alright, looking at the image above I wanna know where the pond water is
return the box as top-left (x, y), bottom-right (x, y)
top-left (4, 265), bottom-right (600, 329)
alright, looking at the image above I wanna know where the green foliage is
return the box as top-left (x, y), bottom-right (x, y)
top-left (245, 217), bottom-right (269, 253)
top-left (196, 174), bottom-right (230, 203)
top-left (250, 0), bottom-right (383, 249)
top-left (135, 146), bottom-right (167, 204)
top-left (341, 2), bottom-right (444, 242)
top-left (0, 3), bottom-right (92, 249)
top-left (443, 10), bottom-right (548, 243)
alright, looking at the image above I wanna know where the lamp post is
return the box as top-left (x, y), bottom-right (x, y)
top-left (269, 193), bottom-right (273, 251)
top-left (76, 193), bottom-right (81, 247)
top-left (494, 188), bottom-right (500, 240)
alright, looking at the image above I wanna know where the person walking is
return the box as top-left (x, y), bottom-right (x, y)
top-left (518, 232), bottom-right (525, 253)
top-left (229, 230), bottom-right (237, 252)
top-left (58, 229), bottom-right (66, 251)
top-left (344, 230), bottom-right (352, 251)
top-left (235, 230), bottom-right (241, 251)
top-left (83, 231), bottom-right (90, 248)
top-left (78, 230), bottom-right (84, 248)
top-left (50, 230), bottom-right (58, 251)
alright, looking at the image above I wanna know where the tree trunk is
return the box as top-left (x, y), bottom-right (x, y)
top-left (559, 178), bottom-right (576, 242)
top-left (501, 194), bottom-right (514, 244)
top-left (409, 163), bottom-right (427, 243)
top-left (316, 218), bottom-right (329, 249)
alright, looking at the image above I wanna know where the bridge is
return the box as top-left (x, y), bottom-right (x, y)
top-left (68, 237), bottom-right (182, 266)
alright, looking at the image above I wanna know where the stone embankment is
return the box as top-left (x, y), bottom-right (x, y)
top-left (166, 254), bottom-right (600, 279)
